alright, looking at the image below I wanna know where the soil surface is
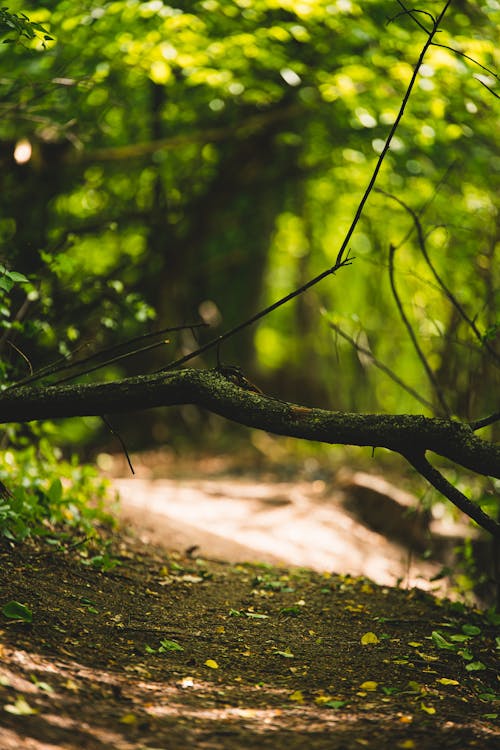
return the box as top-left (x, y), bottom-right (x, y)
top-left (1, 459), bottom-right (499, 749)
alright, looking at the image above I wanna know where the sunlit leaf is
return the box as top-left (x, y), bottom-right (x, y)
top-left (159, 639), bottom-right (184, 652)
top-left (119, 713), bottom-right (137, 724)
top-left (431, 631), bottom-right (454, 650)
top-left (360, 681), bottom-right (378, 691)
top-left (274, 648), bottom-right (295, 658)
top-left (465, 661), bottom-right (486, 671)
top-left (420, 703), bottom-right (436, 715)
top-left (204, 659), bottom-right (219, 669)
top-left (4, 695), bottom-right (37, 715)
top-left (361, 632), bottom-right (379, 645)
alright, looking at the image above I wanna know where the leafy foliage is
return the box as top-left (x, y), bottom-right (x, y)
top-left (0, 7), bottom-right (52, 44)
top-left (0, 0), bottom-right (497, 420)
top-left (0, 427), bottom-right (113, 541)
top-left (0, 2), bottom-right (498, 548)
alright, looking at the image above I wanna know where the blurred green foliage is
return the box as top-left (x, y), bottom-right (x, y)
top-left (0, 0), bottom-right (498, 427)
top-left (0, 425), bottom-right (113, 541)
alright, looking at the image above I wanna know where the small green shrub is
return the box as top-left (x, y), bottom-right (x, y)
top-left (0, 427), bottom-right (115, 542)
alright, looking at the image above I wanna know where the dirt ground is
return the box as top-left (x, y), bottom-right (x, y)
top-left (0, 457), bottom-right (499, 749)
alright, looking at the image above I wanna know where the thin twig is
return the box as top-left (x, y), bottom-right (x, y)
top-left (432, 43), bottom-right (499, 80)
top-left (390, 5), bottom-right (435, 34)
top-left (325, 317), bottom-right (435, 411)
top-left (8, 323), bottom-right (208, 389)
top-left (6, 340), bottom-right (33, 375)
top-left (157, 255), bottom-right (354, 372)
top-left (470, 412), bottom-right (500, 431)
top-left (380, 190), bottom-right (500, 367)
top-left (388, 243), bottom-right (451, 417)
top-left (101, 415), bottom-right (135, 475)
top-left (474, 76), bottom-right (500, 100)
top-left (52, 338), bottom-right (172, 385)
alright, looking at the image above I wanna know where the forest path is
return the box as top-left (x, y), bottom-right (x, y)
top-left (112, 468), bottom-right (445, 593)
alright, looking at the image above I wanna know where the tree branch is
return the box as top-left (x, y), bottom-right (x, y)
top-left (0, 366), bottom-right (498, 491)
top-left (403, 450), bottom-right (500, 538)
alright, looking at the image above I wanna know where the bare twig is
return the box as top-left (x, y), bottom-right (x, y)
top-left (380, 190), bottom-right (500, 367)
top-left (101, 415), bottom-right (134, 475)
top-left (6, 340), bottom-right (33, 375)
top-left (156, 254), bottom-right (354, 372)
top-left (390, 5), bottom-right (435, 34)
top-left (474, 76), bottom-right (500, 100)
top-left (432, 43), bottom-right (499, 80)
top-left (324, 317), bottom-right (435, 411)
top-left (388, 243), bottom-right (451, 417)
top-left (470, 412), bottom-right (500, 431)
top-left (8, 323), bottom-right (208, 389)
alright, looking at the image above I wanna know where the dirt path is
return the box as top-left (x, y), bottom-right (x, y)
top-left (114, 473), bottom-right (450, 592)
top-left (1, 464), bottom-right (498, 749)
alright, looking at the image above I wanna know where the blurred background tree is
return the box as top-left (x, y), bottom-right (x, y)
top-left (0, 0), bottom-right (498, 451)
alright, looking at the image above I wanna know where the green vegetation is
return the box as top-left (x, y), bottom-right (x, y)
top-left (0, 3), bottom-right (498, 558)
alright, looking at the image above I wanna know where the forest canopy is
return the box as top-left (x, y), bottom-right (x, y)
top-left (1, 0), bottom-right (498, 421)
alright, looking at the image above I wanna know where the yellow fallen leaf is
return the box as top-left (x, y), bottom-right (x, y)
top-left (4, 696), bottom-right (38, 716)
top-left (416, 651), bottom-right (439, 662)
top-left (420, 703), bottom-right (436, 715)
top-left (436, 678), bottom-right (459, 686)
top-left (360, 681), bottom-right (378, 691)
top-left (204, 659), bottom-right (219, 669)
top-left (361, 632), bottom-right (379, 645)
top-left (289, 690), bottom-right (304, 703)
top-left (314, 694), bottom-right (335, 705)
top-left (398, 740), bottom-right (415, 749)
top-left (119, 713), bottom-right (137, 725)
top-left (408, 642), bottom-right (422, 648)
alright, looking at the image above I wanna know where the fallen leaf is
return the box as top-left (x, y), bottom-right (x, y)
top-left (274, 648), bottom-right (295, 658)
top-left (289, 690), bottom-right (304, 702)
top-left (360, 681), bottom-right (378, 691)
top-left (119, 713), bottom-right (137, 724)
top-left (361, 632), bottom-right (379, 645)
top-left (204, 659), bottom-right (219, 669)
top-left (436, 678), bottom-right (459, 686)
top-left (420, 703), bottom-right (436, 715)
top-left (465, 661), bottom-right (486, 671)
top-left (159, 639), bottom-right (184, 652)
top-left (4, 696), bottom-right (38, 716)
top-left (1, 601), bottom-right (32, 623)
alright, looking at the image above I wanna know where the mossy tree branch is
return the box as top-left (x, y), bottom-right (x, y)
top-left (1, 367), bottom-right (499, 537)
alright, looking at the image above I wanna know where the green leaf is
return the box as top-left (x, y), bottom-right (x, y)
top-left (7, 271), bottom-right (28, 283)
top-left (158, 639), bottom-right (184, 652)
top-left (431, 631), bottom-right (454, 650)
top-left (2, 600), bottom-right (33, 623)
top-left (47, 478), bottom-right (63, 504)
top-left (462, 624), bottom-right (481, 636)
top-left (465, 661), bottom-right (486, 672)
